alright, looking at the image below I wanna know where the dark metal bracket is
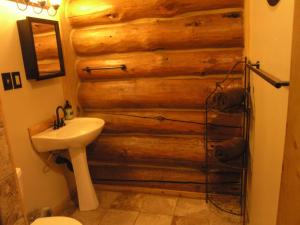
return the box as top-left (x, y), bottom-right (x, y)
top-left (246, 61), bottom-right (289, 89)
top-left (82, 65), bottom-right (127, 73)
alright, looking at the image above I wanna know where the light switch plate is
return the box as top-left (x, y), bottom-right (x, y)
top-left (12, 71), bottom-right (22, 89)
top-left (1, 72), bottom-right (13, 91)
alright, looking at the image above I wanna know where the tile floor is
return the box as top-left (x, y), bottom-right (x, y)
top-left (65, 191), bottom-right (242, 225)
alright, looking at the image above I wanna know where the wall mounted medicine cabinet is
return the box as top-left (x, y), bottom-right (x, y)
top-left (17, 17), bottom-right (65, 80)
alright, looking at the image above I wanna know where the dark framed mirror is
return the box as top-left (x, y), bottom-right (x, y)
top-left (17, 17), bottom-right (65, 80)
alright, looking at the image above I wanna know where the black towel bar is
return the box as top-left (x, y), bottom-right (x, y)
top-left (246, 61), bottom-right (289, 88)
top-left (82, 65), bottom-right (127, 73)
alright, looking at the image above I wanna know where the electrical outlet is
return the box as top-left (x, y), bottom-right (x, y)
top-left (11, 71), bottom-right (22, 89)
top-left (1, 72), bottom-right (13, 91)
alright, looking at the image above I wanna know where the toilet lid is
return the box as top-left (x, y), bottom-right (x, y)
top-left (31, 217), bottom-right (82, 225)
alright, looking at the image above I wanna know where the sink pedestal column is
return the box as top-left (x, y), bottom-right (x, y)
top-left (69, 146), bottom-right (99, 211)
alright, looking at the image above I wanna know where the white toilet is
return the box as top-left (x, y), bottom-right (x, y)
top-left (31, 217), bottom-right (81, 225)
top-left (16, 168), bottom-right (82, 225)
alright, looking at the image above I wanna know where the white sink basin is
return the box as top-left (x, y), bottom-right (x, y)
top-left (31, 117), bottom-right (105, 211)
top-left (32, 117), bottom-right (105, 152)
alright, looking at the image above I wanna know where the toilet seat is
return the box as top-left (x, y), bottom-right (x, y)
top-left (31, 217), bottom-right (82, 225)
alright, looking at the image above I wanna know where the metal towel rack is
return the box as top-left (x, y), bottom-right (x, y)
top-left (82, 61), bottom-right (289, 89)
top-left (246, 61), bottom-right (289, 88)
top-left (82, 65), bottom-right (127, 73)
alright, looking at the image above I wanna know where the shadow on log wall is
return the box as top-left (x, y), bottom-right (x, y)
top-left (67, 0), bottom-right (244, 193)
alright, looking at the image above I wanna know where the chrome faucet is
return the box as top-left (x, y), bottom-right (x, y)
top-left (54, 106), bottom-right (66, 129)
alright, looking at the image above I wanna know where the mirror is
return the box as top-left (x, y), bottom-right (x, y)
top-left (32, 22), bottom-right (61, 76)
top-left (17, 17), bottom-right (65, 80)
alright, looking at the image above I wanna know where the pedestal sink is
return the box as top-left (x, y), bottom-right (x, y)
top-left (31, 117), bottom-right (105, 211)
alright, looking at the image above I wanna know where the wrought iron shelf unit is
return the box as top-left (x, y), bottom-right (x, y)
top-left (204, 59), bottom-right (251, 224)
top-left (204, 58), bottom-right (288, 223)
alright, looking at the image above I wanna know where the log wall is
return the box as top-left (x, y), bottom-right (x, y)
top-left (67, 0), bottom-right (244, 193)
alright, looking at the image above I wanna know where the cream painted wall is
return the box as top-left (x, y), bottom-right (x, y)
top-left (0, 0), bottom-right (70, 213)
top-left (247, 0), bottom-right (295, 225)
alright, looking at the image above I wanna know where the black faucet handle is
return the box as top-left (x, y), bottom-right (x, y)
top-left (60, 118), bottom-right (65, 127)
top-left (53, 120), bottom-right (58, 130)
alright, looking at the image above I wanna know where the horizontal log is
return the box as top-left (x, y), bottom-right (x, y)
top-left (33, 33), bottom-right (58, 60)
top-left (88, 135), bottom-right (205, 168)
top-left (77, 48), bottom-right (243, 80)
top-left (68, 0), bottom-right (244, 27)
top-left (83, 110), bottom-right (243, 137)
top-left (89, 162), bottom-right (240, 184)
top-left (94, 183), bottom-right (206, 198)
top-left (78, 76), bottom-right (242, 109)
top-left (72, 10), bottom-right (244, 55)
top-left (93, 180), bottom-right (241, 194)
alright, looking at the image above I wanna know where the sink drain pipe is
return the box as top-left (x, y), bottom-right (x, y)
top-left (55, 155), bottom-right (74, 172)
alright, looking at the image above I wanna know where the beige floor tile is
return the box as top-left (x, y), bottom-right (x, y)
top-left (60, 201), bottom-right (77, 216)
top-left (209, 206), bottom-right (242, 225)
top-left (207, 195), bottom-right (243, 225)
top-left (111, 193), bottom-right (177, 215)
top-left (97, 191), bottom-right (123, 209)
top-left (207, 195), bottom-right (241, 215)
top-left (209, 214), bottom-right (242, 225)
top-left (111, 193), bottom-right (144, 211)
top-left (209, 217), bottom-right (242, 225)
top-left (172, 214), bottom-right (209, 225)
top-left (140, 194), bottom-right (178, 216)
top-left (174, 198), bottom-right (209, 217)
top-left (135, 213), bottom-right (173, 225)
top-left (71, 207), bottom-right (107, 225)
top-left (99, 209), bottom-right (139, 225)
